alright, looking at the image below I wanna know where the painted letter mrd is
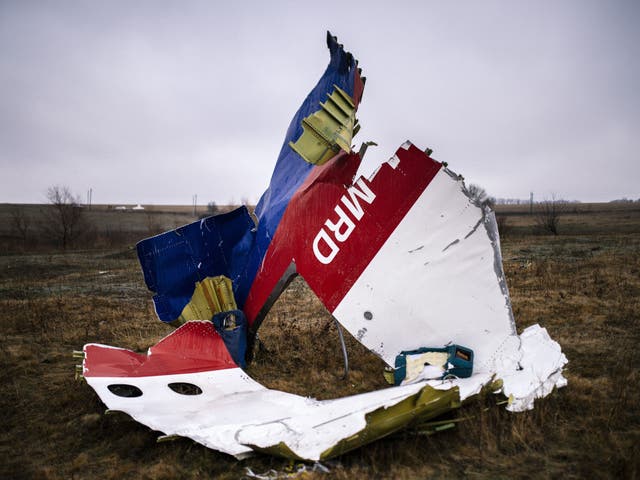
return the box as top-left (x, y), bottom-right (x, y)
top-left (312, 179), bottom-right (376, 264)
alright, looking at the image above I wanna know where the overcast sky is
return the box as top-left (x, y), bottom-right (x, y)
top-left (1, 1), bottom-right (638, 205)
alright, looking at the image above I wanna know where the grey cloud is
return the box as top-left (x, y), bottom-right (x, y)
top-left (1, 1), bottom-right (638, 204)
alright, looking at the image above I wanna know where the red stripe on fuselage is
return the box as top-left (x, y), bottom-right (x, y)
top-left (84, 321), bottom-right (237, 377)
top-left (243, 143), bottom-right (442, 324)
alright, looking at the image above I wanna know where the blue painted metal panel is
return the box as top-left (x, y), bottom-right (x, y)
top-left (136, 207), bottom-right (255, 322)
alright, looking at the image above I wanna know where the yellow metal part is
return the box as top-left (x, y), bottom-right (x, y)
top-left (176, 275), bottom-right (237, 325)
top-left (72, 350), bottom-right (85, 381)
top-left (288, 85), bottom-right (359, 165)
top-left (248, 385), bottom-right (461, 461)
top-left (383, 366), bottom-right (395, 385)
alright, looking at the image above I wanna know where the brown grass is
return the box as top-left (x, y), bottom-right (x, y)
top-left (1, 204), bottom-right (639, 478)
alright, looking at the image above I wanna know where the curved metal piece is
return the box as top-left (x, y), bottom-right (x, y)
top-left (333, 317), bottom-right (349, 379)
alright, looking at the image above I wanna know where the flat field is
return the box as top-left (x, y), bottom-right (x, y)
top-left (0, 203), bottom-right (639, 479)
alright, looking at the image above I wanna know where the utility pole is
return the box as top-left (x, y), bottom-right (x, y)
top-left (192, 194), bottom-right (198, 216)
top-left (530, 192), bottom-right (534, 215)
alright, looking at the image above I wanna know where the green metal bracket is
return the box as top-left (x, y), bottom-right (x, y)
top-left (289, 85), bottom-right (359, 165)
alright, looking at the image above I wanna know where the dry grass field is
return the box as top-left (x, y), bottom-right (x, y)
top-left (0, 202), bottom-right (639, 479)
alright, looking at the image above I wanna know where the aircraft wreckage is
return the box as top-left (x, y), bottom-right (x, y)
top-left (80, 32), bottom-right (567, 461)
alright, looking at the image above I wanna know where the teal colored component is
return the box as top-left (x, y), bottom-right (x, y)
top-left (393, 345), bottom-right (474, 385)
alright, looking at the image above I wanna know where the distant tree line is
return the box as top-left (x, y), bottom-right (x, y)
top-left (493, 198), bottom-right (583, 205)
top-left (467, 183), bottom-right (573, 236)
top-left (7, 182), bottom-right (612, 252)
top-left (8, 186), bottom-right (249, 251)
top-left (609, 198), bottom-right (640, 203)
top-left (6, 185), bottom-right (125, 251)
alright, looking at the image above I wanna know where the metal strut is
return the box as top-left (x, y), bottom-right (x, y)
top-left (333, 317), bottom-right (349, 379)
